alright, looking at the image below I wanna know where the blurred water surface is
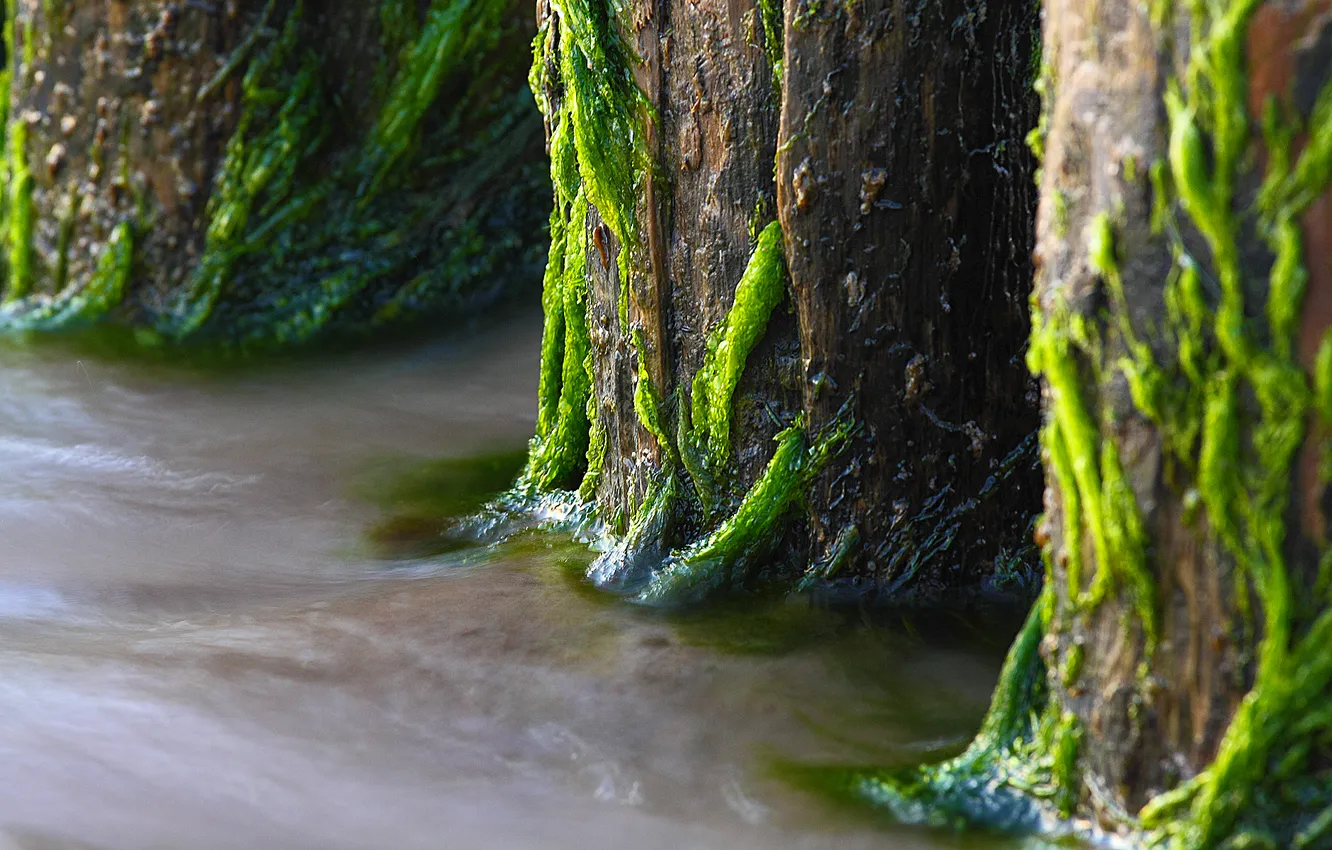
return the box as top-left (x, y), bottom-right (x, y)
top-left (0, 313), bottom-right (1023, 850)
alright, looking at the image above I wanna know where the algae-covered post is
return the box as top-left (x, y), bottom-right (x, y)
top-left (835, 0), bottom-right (1332, 844)
top-left (0, 0), bottom-right (548, 345)
top-left (524, 0), bottom-right (1044, 603)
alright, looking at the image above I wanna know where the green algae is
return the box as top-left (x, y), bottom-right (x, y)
top-left (797, 523), bottom-right (861, 589)
top-left (0, 220), bottom-right (134, 331)
top-left (167, 5), bottom-right (327, 338)
top-left (523, 188), bottom-right (594, 491)
top-left (787, 592), bottom-right (1059, 836)
top-left (360, 447), bottom-right (530, 559)
top-left (636, 417), bottom-right (852, 606)
top-left (585, 468), bottom-right (680, 591)
top-left (3, 118), bottom-right (32, 302)
top-left (536, 206), bottom-right (569, 443)
top-left (0, 0), bottom-right (546, 346)
top-left (360, 0), bottom-right (508, 198)
top-left (1027, 293), bottom-right (1154, 624)
top-left (1007, 3), bottom-right (1332, 847)
top-left (862, 0), bottom-right (1332, 842)
top-left (689, 220), bottom-right (787, 473)
top-left (544, 0), bottom-right (652, 316)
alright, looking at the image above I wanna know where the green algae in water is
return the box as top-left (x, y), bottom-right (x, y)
top-left (358, 447), bottom-right (529, 559)
top-left (585, 468), bottom-right (680, 592)
top-left (664, 594), bottom-right (850, 657)
top-left (636, 416), bottom-right (853, 607)
top-left (523, 189), bottom-right (594, 491)
top-left (779, 592), bottom-right (1073, 840)
top-left (0, 221), bottom-right (135, 331)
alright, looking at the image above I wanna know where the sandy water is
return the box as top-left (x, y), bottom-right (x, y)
top-left (0, 314), bottom-right (1024, 850)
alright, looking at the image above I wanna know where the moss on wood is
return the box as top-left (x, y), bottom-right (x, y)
top-left (0, 0), bottom-right (548, 348)
top-left (856, 0), bottom-right (1332, 841)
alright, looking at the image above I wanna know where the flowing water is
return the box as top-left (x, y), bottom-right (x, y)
top-left (0, 313), bottom-right (1027, 850)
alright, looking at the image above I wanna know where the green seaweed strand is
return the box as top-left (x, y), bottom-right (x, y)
top-left (0, 220), bottom-right (134, 330)
top-left (636, 416), bottom-right (851, 605)
top-left (552, 0), bottom-right (650, 322)
top-left (360, 0), bottom-right (508, 198)
top-left (537, 205), bottom-right (569, 442)
top-left (689, 220), bottom-right (787, 471)
top-left (524, 0), bottom-right (648, 495)
top-left (825, 590), bottom-right (1054, 834)
top-left (4, 117), bottom-right (33, 302)
top-left (165, 3), bottom-right (324, 337)
top-left (523, 189), bottom-right (593, 490)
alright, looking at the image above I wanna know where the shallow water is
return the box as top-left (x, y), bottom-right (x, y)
top-left (0, 314), bottom-right (1027, 850)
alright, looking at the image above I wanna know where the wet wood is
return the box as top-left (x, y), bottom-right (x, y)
top-left (777, 0), bottom-right (1041, 595)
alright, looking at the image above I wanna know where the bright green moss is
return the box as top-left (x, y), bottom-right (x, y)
top-left (522, 0), bottom-right (650, 495)
top-left (1060, 642), bottom-right (1083, 688)
top-left (1315, 335), bottom-right (1332, 425)
top-left (1051, 711), bottom-right (1082, 817)
top-left (536, 206), bottom-right (569, 442)
top-left (0, 0), bottom-right (545, 344)
top-left (1044, 418), bottom-right (1085, 597)
top-left (578, 385), bottom-right (608, 502)
top-left (0, 220), bottom-right (133, 330)
top-left (1052, 189), bottom-right (1069, 237)
top-left (1027, 301), bottom-right (1114, 607)
top-left (1286, 85), bottom-right (1332, 211)
top-left (1266, 217), bottom-right (1306, 362)
top-left (4, 118), bottom-right (32, 302)
top-left (360, 0), bottom-right (507, 198)
top-left (676, 383), bottom-right (719, 519)
top-left (1087, 211), bottom-right (1115, 275)
top-left (795, 591), bottom-right (1055, 835)
top-left (690, 220), bottom-right (787, 470)
top-left (554, 0), bottom-right (651, 304)
top-left (636, 418), bottom-right (851, 605)
top-left (524, 189), bottom-right (594, 491)
top-left (1028, 251), bottom-right (1158, 644)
